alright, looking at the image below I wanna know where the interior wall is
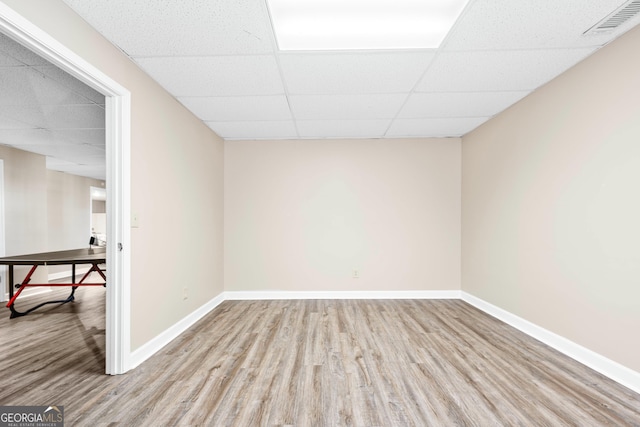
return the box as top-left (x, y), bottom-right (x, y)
top-left (462, 25), bottom-right (640, 372)
top-left (1, 0), bottom-right (225, 350)
top-left (47, 170), bottom-right (104, 252)
top-left (0, 145), bottom-right (48, 288)
top-left (92, 200), bottom-right (106, 214)
top-left (46, 170), bottom-right (104, 276)
top-left (225, 138), bottom-right (461, 293)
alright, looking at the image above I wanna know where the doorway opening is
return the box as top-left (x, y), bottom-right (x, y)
top-left (0, 4), bottom-right (131, 374)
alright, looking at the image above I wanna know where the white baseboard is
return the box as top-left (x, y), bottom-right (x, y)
top-left (223, 290), bottom-right (461, 300)
top-left (127, 292), bottom-right (226, 371)
top-left (461, 291), bottom-right (640, 395)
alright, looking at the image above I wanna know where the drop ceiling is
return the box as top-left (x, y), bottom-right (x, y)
top-left (59, 0), bottom-right (640, 141)
top-left (0, 32), bottom-right (105, 180)
top-left (2, 1), bottom-right (640, 182)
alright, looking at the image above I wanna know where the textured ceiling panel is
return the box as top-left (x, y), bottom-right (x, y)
top-left (0, 32), bottom-right (106, 179)
top-left (0, 33), bottom-right (50, 66)
top-left (279, 52), bottom-right (435, 94)
top-left (207, 120), bottom-right (298, 139)
top-left (135, 55), bottom-right (285, 96)
top-left (46, 156), bottom-right (105, 180)
top-left (33, 65), bottom-right (105, 105)
top-left (398, 91), bottom-right (529, 119)
top-left (387, 117), bottom-right (489, 137)
top-left (179, 95), bottom-right (292, 121)
top-left (50, 129), bottom-right (105, 147)
top-left (297, 119), bottom-right (392, 138)
top-left (290, 94), bottom-right (407, 120)
top-left (15, 141), bottom-right (104, 160)
top-left (61, 0), bottom-right (274, 55)
top-left (0, 114), bottom-right (36, 130)
top-left (0, 104), bottom-right (105, 130)
top-left (0, 129), bottom-right (59, 146)
top-left (444, 0), bottom-right (640, 50)
top-left (0, 51), bottom-right (21, 67)
top-left (0, 128), bottom-right (105, 148)
top-left (417, 48), bottom-right (596, 92)
top-left (0, 67), bottom-right (92, 106)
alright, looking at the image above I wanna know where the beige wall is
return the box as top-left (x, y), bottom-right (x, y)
top-left (47, 170), bottom-right (104, 252)
top-left (1, 0), bottom-right (225, 350)
top-left (46, 170), bottom-right (104, 276)
top-left (0, 145), bottom-right (48, 287)
top-left (0, 147), bottom-right (103, 289)
top-left (225, 138), bottom-right (461, 292)
top-left (462, 26), bottom-right (640, 372)
top-left (92, 200), bottom-right (106, 214)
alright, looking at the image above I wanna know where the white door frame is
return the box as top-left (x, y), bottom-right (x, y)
top-left (0, 4), bottom-right (132, 374)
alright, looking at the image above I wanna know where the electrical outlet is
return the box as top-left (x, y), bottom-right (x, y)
top-left (353, 270), bottom-right (360, 279)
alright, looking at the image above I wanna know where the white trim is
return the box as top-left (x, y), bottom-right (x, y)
top-left (0, 3), bottom-right (131, 375)
top-left (224, 290), bottom-right (461, 300)
top-left (461, 292), bottom-right (640, 395)
top-left (105, 93), bottom-right (132, 375)
top-left (128, 293), bottom-right (226, 370)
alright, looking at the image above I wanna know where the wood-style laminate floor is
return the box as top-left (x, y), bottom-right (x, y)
top-left (1, 286), bottom-right (639, 426)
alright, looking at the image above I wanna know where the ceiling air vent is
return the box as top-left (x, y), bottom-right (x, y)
top-left (584, 0), bottom-right (640, 34)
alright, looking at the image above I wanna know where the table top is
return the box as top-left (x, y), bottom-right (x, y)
top-left (0, 247), bottom-right (106, 266)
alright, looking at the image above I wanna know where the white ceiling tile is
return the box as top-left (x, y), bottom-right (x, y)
top-left (398, 91), bottom-right (529, 119)
top-left (0, 114), bottom-right (36, 130)
top-left (51, 129), bottom-right (105, 147)
top-left (47, 157), bottom-right (105, 180)
top-left (0, 128), bottom-right (56, 146)
top-left (0, 55), bottom-right (21, 67)
top-left (0, 128), bottom-right (105, 147)
top-left (61, 0), bottom-right (274, 55)
top-left (207, 120), bottom-right (298, 139)
top-left (179, 95), bottom-right (292, 121)
top-left (0, 33), bottom-right (50, 66)
top-left (135, 56), bottom-right (284, 96)
top-left (297, 120), bottom-right (392, 138)
top-left (279, 52), bottom-right (435, 94)
top-left (0, 67), bottom-right (94, 106)
top-left (0, 105), bottom-right (105, 129)
top-left (444, 0), bottom-right (640, 50)
top-left (386, 117), bottom-right (488, 137)
top-left (290, 94), bottom-right (407, 120)
top-left (417, 48), bottom-right (596, 92)
top-left (0, 34), bottom-right (106, 179)
top-left (14, 141), bottom-right (104, 160)
top-left (33, 66), bottom-right (105, 105)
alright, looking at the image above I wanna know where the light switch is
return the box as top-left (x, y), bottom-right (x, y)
top-left (132, 212), bottom-right (140, 228)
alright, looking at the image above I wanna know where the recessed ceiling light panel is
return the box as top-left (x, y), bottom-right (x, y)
top-left (266, 0), bottom-right (470, 50)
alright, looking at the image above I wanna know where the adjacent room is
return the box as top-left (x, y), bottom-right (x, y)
top-left (0, 0), bottom-right (639, 425)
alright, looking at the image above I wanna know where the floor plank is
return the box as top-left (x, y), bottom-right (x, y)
top-left (1, 290), bottom-right (639, 426)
